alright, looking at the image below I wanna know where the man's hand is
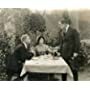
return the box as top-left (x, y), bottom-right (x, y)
top-left (71, 53), bottom-right (78, 60)
top-left (73, 53), bottom-right (78, 57)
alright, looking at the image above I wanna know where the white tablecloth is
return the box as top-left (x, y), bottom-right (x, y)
top-left (20, 56), bottom-right (73, 78)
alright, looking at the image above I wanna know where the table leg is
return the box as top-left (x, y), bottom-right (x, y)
top-left (61, 73), bottom-right (67, 81)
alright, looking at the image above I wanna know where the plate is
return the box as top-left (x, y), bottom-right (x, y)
top-left (32, 57), bottom-right (39, 60)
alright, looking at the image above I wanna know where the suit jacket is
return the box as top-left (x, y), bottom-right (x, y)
top-left (60, 27), bottom-right (80, 60)
top-left (6, 43), bottom-right (34, 73)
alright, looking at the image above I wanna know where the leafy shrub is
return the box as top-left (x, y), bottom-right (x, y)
top-left (0, 33), bottom-right (11, 80)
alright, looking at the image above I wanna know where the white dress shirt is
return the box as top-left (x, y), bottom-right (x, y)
top-left (65, 24), bottom-right (70, 33)
top-left (23, 42), bottom-right (28, 49)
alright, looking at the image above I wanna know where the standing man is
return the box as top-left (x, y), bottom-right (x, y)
top-left (58, 18), bottom-right (80, 81)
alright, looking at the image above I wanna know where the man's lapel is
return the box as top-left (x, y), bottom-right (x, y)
top-left (63, 26), bottom-right (71, 40)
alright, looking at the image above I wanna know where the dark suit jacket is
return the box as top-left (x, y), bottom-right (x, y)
top-left (6, 43), bottom-right (34, 73)
top-left (60, 27), bottom-right (80, 61)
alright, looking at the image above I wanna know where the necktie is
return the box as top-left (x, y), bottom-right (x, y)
top-left (63, 29), bottom-right (66, 36)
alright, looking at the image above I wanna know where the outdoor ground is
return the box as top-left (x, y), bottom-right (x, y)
top-left (54, 64), bottom-right (90, 81)
top-left (79, 64), bottom-right (90, 81)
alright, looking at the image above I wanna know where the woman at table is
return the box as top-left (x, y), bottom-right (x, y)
top-left (35, 36), bottom-right (51, 56)
top-left (28, 36), bottom-right (58, 81)
top-left (28, 36), bottom-right (50, 80)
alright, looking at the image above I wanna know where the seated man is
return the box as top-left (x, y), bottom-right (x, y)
top-left (6, 34), bottom-right (34, 80)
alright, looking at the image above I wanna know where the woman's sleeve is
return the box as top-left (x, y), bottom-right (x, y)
top-left (45, 45), bottom-right (52, 53)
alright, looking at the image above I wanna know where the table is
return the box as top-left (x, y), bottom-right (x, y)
top-left (20, 55), bottom-right (73, 80)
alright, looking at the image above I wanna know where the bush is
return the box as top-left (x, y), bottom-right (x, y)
top-left (23, 13), bottom-right (46, 33)
top-left (0, 33), bottom-right (11, 80)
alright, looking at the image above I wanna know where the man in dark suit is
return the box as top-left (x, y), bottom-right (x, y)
top-left (6, 34), bottom-right (34, 80)
top-left (58, 18), bottom-right (80, 81)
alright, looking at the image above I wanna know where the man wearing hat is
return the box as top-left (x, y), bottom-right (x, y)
top-left (58, 18), bottom-right (80, 81)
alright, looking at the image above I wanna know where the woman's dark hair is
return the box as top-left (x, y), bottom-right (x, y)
top-left (36, 36), bottom-right (46, 45)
